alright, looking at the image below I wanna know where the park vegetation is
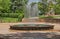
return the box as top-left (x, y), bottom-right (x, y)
top-left (0, 0), bottom-right (28, 22)
top-left (38, 0), bottom-right (60, 18)
top-left (0, 0), bottom-right (60, 22)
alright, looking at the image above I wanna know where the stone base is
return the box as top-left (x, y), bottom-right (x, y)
top-left (10, 24), bottom-right (54, 30)
top-left (22, 17), bottom-right (39, 22)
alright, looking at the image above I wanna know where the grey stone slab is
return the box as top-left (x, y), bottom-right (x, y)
top-left (0, 33), bottom-right (60, 39)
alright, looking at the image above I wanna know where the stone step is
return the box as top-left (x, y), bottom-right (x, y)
top-left (22, 17), bottom-right (39, 22)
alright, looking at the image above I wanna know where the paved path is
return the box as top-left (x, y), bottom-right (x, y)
top-left (0, 22), bottom-right (60, 34)
top-left (0, 33), bottom-right (60, 39)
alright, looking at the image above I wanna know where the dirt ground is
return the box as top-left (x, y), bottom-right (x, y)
top-left (0, 22), bottom-right (60, 34)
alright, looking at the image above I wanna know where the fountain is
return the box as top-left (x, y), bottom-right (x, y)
top-left (10, 3), bottom-right (54, 30)
top-left (22, 4), bottom-right (39, 22)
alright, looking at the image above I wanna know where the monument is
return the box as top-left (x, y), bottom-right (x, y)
top-left (10, 4), bottom-right (54, 30)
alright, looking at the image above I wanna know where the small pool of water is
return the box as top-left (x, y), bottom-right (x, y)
top-left (13, 24), bottom-right (52, 27)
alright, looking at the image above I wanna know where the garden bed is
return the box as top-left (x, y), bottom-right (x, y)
top-left (39, 15), bottom-right (60, 23)
top-left (45, 18), bottom-right (60, 23)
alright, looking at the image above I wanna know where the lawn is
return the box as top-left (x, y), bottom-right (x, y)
top-left (39, 15), bottom-right (60, 19)
top-left (53, 15), bottom-right (60, 18)
top-left (0, 17), bottom-right (19, 23)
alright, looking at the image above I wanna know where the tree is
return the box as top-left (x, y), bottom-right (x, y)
top-left (0, 0), bottom-right (28, 13)
top-left (38, 0), bottom-right (56, 15)
top-left (38, 0), bottom-right (48, 15)
top-left (0, 0), bottom-right (10, 13)
top-left (54, 0), bottom-right (60, 14)
top-left (10, 0), bottom-right (28, 13)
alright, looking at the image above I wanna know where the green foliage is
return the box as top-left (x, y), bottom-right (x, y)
top-left (47, 1), bottom-right (55, 12)
top-left (39, 15), bottom-right (47, 19)
top-left (38, 2), bottom-right (48, 15)
top-left (0, 0), bottom-right (28, 13)
top-left (0, 0), bottom-right (28, 22)
top-left (0, 13), bottom-right (24, 22)
top-left (10, 0), bottom-right (28, 13)
top-left (0, 13), bottom-right (9, 17)
top-left (0, 0), bottom-right (10, 13)
top-left (54, 4), bottom-right (60, 14)
top-left (24, 0), bottom-right (28, 4)
top-left (0, 17), bottom-right (18, 23)
top-left (38, 0), bottom-right (56, 15)
top-left (54, 0), bottom-right (60, 14)
top-left (0, 13), bottom-right (24, 18)
top-left (8, 13), bottom-right (20, 18)
top-left (43, 0), bottom-right (60, 15)
top-left (53, 15), bottom-right (60, 18)
top-left (39, 15), bottom-right (54, 19)
top-left (46, 16), bottom-right (54, 18)
top-left (18, 13), bottom-right (24, 21)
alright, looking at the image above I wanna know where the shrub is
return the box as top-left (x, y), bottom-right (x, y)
top-left (18, 13), bottom-right (24, 22)
top-left (8, 13), bottom-right (19, 18)
top-left (0, 13), bottom-right (9, 17)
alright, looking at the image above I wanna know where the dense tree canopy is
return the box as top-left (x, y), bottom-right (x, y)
top-left (0, 0), bottom-right (10, 13)
top-left (54, 0), bottom-right (60, 14)
top-left (38, 0), bottom-right (48, 15)
top-left (38, 0), bottom-right (59, 15)
top-left (0, 0), bottom-right (28, 13)
top-left (0, 0), bottom-right (28, 22)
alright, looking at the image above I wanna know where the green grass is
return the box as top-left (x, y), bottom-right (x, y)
top-left (53, 15), bottom-right (60, 18)
top-left (0, 17), bottom-right (19, 23)
top-left (0, 15), bottom-right (60, 23)
top-left (39, 15), bottom-right (60, 19)
top-left (39, 15), bottom-right (47, 19)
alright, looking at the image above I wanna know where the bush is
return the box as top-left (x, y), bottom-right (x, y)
top-left (0, 13), bottom-right (24, 22)
top-left (8, 13), bottom-right (19, 18)
top-left (0, 13), bottom-right (9, 17)
top-left (18, 13), bottom-right (24, 22)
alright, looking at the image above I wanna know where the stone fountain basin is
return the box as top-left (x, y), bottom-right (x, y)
top-left (10, 24), bottom-right (54, 30)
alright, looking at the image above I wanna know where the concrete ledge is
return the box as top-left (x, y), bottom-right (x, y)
top-left (10, 24), bottom-right (54, 30)
top-left (39, 18), bottom-right (60, 23)
top-left (22, 17), bottom-right (39, 22)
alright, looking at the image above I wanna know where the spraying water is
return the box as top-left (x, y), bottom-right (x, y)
top-left (24, 3), bottom-right (39, 18)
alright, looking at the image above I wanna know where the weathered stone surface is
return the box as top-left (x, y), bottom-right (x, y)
top-left (22, 17), bottom-right (39, 22)
top-left (0, 33), bottom-right (60, 39)
top-left (10, 24), bottom-right (54, 30)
